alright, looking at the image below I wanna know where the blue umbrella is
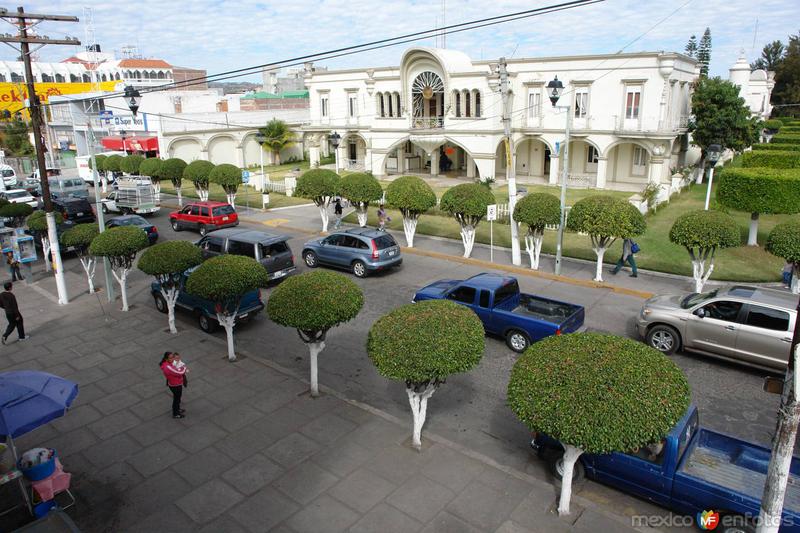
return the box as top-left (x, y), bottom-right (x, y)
top-left (0, 371), bottom-right (79, 439)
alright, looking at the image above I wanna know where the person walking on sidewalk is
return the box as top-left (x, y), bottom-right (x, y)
top-left (0, 282), bottom-right (25, 344)
top-left (377, 204), bottom-right (389, 232)
top-left (612, 238), bottom-right (638, 278)
top-left (6, 252), bottom-right (22, 281)
top-left (160, 352), bottom-right (187, 419)
top-left (333, 197), bottom-right (343, 230)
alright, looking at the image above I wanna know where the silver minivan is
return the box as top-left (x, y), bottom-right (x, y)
top-left (637, 285), bottom-right (797, 370)
top-left (47, 177), bottom-right (90, 200)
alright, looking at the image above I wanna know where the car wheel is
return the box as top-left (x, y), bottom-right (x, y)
top-left (352, 260), bottom-right (367, 278)
top-left (153, 293), bottom-right (168, 314)
top-left (550, 453), bottom-right (585, 483)
top-left (171, 220), bottom-right (181, 231)
top-left (646, 325), bottom-right (680, 355)
top-left (505, 329), bottom-right (530, 353)
top-left (198, 313), bottom-right (216, 333)
top-left (198, 224), bottom-right (208, 237)
top-left (101, 204), bottom-right (109, 214)
top-left (304, 251), bottom-right (318, 268)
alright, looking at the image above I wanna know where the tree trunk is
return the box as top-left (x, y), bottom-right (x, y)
top-left (318, 206), bottom-right (329, 233)
top-left (101, 172), bottom-right (108, 193)
top-left (402, 217), bottom-right (418, 247)
top-left (792, 265), bottom-right (800, 295)
top-left (153, 181), bottom-right (161, 195)
top-left (79, 256), bottom-right (96, 294)
top-left (460, 225), bottom-right (476, 258)
top-left (356, 202), bottom-right (368, 227)
top-left (692, 259), bottom-right (714, 293)
top-left (308, 340), bottom-right (325, 397)
top-left (176, 188), bottom-right (183, 208)
top-left (557, 444), bottom-right (583, 515)
top-left (41, 236), bottom-right (50, 272)
top-left (111, 268), bottom-right (130, 311)
top-left (748, 212), bottom-right (760, 246)
top-left (274, 150), bottom-right (281, 166)
top-left (593, 247), bottom-right (607, 282)
top-left (226, 192), bottom-right (236, 206)
top-left (162, 287), bottom-right (180, 334)
top-left (217, 313), bottom-right (237, 361)
top-left (524, 230), bottom-right (544, 270)
top-left (406, 384), bottom-right (437, 450)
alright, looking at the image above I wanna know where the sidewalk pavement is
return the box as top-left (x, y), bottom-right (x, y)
top-left (0, 266), bottom-right (653, 532)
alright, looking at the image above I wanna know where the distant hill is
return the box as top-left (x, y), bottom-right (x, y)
top-left (208, 81), bottom-right (261, 94)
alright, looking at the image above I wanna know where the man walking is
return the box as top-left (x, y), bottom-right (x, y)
top-left (0, 282), bottom-right (25, 344)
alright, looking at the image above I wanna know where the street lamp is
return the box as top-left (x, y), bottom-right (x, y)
top-left (119, 129), bottom-right (127, 155)
top-left (123, 85), bottom-right (142, 117)
top-left (329, 131), bottom-right (341, 174)
top-left (547, 76), bottom-right (571, 276)
top-left (703, 143), bottom-right (722, 211)
top-left (255, 131), bottom-right (266, 192)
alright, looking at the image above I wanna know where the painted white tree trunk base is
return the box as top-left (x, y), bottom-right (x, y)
top-left (153, 182), bottom-right (161, 195)
top-left (162, 287), bottom-right (180, 334)
top-left (111, 269), bottom-right (130, 311)
top-left (217, 313), bottom-right (238, 361)
top-left (748, 213), bottom-right (759, 246)
top-left (176, 188), bottom-right (183, 208)
top-left (79, 257), bottom-right (96, 294)
top-left (318, 206), bottom-right (329, 233)
top-left (402, 217), bottom-right (418, 247)
top-left (41, 237), bottom-right (51, 272)
top-left (557, 444), bottom-right (584, 516)
top-left (406, 384), bottom-right (437, 450)
top-left (356, 202), bottom-right (368, 227)
top-left (226, 193), bottom-right (237, 206)
top-left (460, 226), bottom-right (476, 258)
top-left (592, 247), bottom-right (607, 282)
top-left (792, 271), bottom-right (800, 295)
top-left (692, 260), bottom-right (714, 293)
top-left (195, 187), bottom-right (209, 201)
top-left (524, 232), bottom-right (544, 270)
top-left (308, 340), bottom-right (325, 397)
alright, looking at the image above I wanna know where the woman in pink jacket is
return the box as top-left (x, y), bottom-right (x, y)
top-left (160, 352), bottom-right (187, 419)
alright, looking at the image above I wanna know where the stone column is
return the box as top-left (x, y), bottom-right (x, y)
top-left (466, 154), bottom-right (475, 178)
top-left (199, 149), bottom-right (209, 161)
top-left (648, 157), bottom-right (665, 184)
top-left (595, 157), bottom-right (608, 189)
top-left (549, 155), bottom-right (560, 185)
top-left (431, 151), bottom-right (439, 176)
top-left (365, 148), bottom-right (373, 172)
top-left (236, 145), bottom-right (245, 168)
top-left (309, 146), bottom-right (320, 168)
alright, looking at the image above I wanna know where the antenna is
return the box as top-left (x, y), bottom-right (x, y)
top-left (83, 6), bottom-right (99, 93)
top-left (751, 18), bottom-right (758, 54)
top-left (441, 0), bottom-right (446, 49)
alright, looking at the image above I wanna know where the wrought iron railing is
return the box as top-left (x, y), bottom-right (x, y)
top-left (411, 117), bottom-right (444, 129)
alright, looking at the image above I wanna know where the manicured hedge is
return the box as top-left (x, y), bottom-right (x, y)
top-left (26, 210), bottom-right (62, 231)
top-left (186, 254), bottom-right (268, 303)
top-left (669, 210), bottom-right (740, 250)
top-left (183, 160), bottom-right (214, 185)
top-left (102, 154), bottom-right (124, 173)
top-left (764, 119), bottom-right (783, 131)
top-left (160, 158), bottom-right (187, 186)
top-left (339, 172), bottom-right (383, 205)
top-left (514, 193), bottom-right (561, 232)
top-left (0, 203), bottom-right (33, 227)
top-left (88, 154), bottom-right (106, 171)
top-left (61, 223), bottom-right (99, 250)
top-left (741, 150), bottom-right (800, 169)
top-left (766, 220), bottom-right (800, 264)
top-left (771, 134), bottom-right (800, 145)
top-left (208, 163), bottom-right (242, 193)
top-left (138, 158), bottom-right (163, 179)
top-left (138, 240), bottom-right (203, 278)
top-left (566, 195), bottom-right (646, 238)
top-left (717, 167), bottom-right (800, 214)
top-left (385, 175), bottom-right (437, 215)
top-left (781, 126), bottom-right (800, 133)
top-left (439, 183), bottom-right (496, 219)
top-left (295, 169), bottom-right (340, 204)
top-left (120, 155), bottom-right (144, 175)
top-left (507, 333), bottom-right (690, 454)
top-left (752, 143), bottom-right (800, 152)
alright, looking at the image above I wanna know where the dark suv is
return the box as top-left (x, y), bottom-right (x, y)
top-left (197, 228), bottom-right (296, 281)
top-left (302, 228), bottom-right (402, 278)
top-left (51, 197), bottom-right (95, 224)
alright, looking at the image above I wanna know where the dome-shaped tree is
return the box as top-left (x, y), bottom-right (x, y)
top-left (26, 210), bottom-right (62, 272)
top-left (138, 158), bottom-right (163, 194)
top-left (295, 169), bottom-right (340, 232)
top-left (514, 193), bottom-right (561, 270)
top-left (89, 226), bottom-right (149, 311)
top-left (160, 158), bottom-right (188, 207)
top-left (62, 223), bottom-right (100, 294)
top-left (183, 160), bottom-right (214, 201)
top-left (386, 175), bottom-right (437, 247)
top-left (669, 210), bottom-right (739, 292)
top-left (0, 203), bottom-right (33, 228)
top-left (209, 163), bottom-right (243, 205)
top-left (339, 172), bottom-right (383, 227)
top-left (120, 154), bottom-right (144, 175)
top-left (440, 183), bottom-right (495, 258)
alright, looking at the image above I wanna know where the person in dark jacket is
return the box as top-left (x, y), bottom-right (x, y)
top-left (333, 198), bottom-right (343, 230)
top-left (0, 282), bottom-right (25, 344)
top-left (611, 238), bottom-right (638, 278)
top-left (6, 252), bottom-right (22, 281)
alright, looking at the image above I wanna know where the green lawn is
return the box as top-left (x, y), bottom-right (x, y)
top-left (347, 182), bottom-right (789, 282)
top-left (159, 182), bottom-right (310, 210)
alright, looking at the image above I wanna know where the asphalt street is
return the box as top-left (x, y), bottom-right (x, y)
top-left (61, 204), bottom-right (787, 474)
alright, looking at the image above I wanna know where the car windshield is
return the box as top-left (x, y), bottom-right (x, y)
top-left (681, 289), bottom-right (719, 308)
top-left (6, 191), bottom-right (27, 199)
top-left (1, 169), bottom-right (13, 177)
top-left (114, 216), bottom-right (147, 226)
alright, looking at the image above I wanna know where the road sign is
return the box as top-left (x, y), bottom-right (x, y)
top-left (487, 204), bottom-right (498, 221)
top-left (241, 170), bottom-right (250, 184)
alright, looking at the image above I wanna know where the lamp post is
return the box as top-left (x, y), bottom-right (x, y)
top-left (119, 129), bottom-right (127, 155)
top-left (703, 143), bottom-right (722, 211)
top-left (548, 76), bottom-right (572, 276)
top-left (330, 131), bottom-right (341, 174)
top-left (123, 85), bottom-right (142, 117)
top-left (255, 131), bottom-right (266, 190)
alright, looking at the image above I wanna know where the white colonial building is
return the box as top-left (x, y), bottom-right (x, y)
top-left (303, 47), bottom-right (703, 192)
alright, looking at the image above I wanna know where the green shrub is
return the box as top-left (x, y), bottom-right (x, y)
top-left (268, 270), bottom-right (363, 333)
top-left (89, 225), bottom-right (149, 269)
top-left (183, 160), bottom-right (214, 188)
top-left (439, 183), bottom-right (496, 221)
top-left (766, 220), bottom-right (800, 264)
top-left (295, 169), bottom-right (340, 205)
top-left (367, 300), bottom-right (484, 385)
top-left (741, 150), bottom-right (800, 169)
top-left (339, 172), bottom-right (382, 205)
top-left (385, 175), bottom-right (437, 215)
top-left (566, 195), bottom-right (646, 239)
top-left (186, 254), bottom-right (268, 307)
top-left (120, 155), bottom-right (144, 174)
top-left (669, 210), bottom-right (740, 250)
top-left (507, 333), bottom-right (690, 455)
top-left (208, 163), bottom-right (242, 194)
top-left (514, 193), bottom-right (561, 232)
top-left (771, 134), bottom-right (800, 144)
top-left (138, 240), bottom-right (203, 278)
top-left (61, 223), bottom-right (99, 250)
top-left (752, 143), bottom-right (800, 152)
top-left (764, 119), bottom-right (783, 132)
top-left (0, 203), bottom-right (33, 227)
top-left (26, 210), bottom-right (62, 232)
top-left (780, 125), bottom-right (800, 133)
top-left (717, 167), bottom-right (800, 214)
top-left (88, 154), bottom-right (106, 171)
top-left (160, 158), bottom-right (187, 187)
top-left (138, 158), bottom-right (163, 179)
top-left (102, 154), bottom-right (124, 173)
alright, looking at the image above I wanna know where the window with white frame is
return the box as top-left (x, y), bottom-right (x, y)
top-left (586, 145), bottom-right (599, 172)
top-left (625, 87), bottom-right (642, 120)
top-left (348, 94), bottom-right (357, 118)
top-left (528, 91), bottom-right (541, 118)
top-left (320, 95), bottom-right (329, 118)
top-left (632, 146), bottom-right (647, 176)
top-left (574, 88), bottom-right (588, 118)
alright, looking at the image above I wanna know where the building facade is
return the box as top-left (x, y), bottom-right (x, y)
top-left (303, 47), bottom-right (701, 193)
top-left (728, 52), bottom-right (775, 121)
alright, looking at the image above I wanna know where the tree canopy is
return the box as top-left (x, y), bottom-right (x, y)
top-left (186, 254), bottom-right (268, 305)
top-left (513, 192), bottom-right (561, 232)
top-left (507, 333), bottom-right (690, 454)
top-left (773, 32), bottom-right (800, 116)
top-left (751, 40), bottom-right (785, 71)
top-left (183, 160), bottom-right (214, 186)
top-left (208, 163), bottom-right (242, 193)
top-left (697, 27), bottom-right (712, 77)
top-left (138, 240), bottom-right (203, 278)
top-left (766, 220), bottom-right (800, 265)
top-left (120, 155), bottom-right (144, 175)
top-left (88, 154), bottom-right (107, 171)
top-left (386, 175), bottom-right (437, 216)
top-left (0, 118), bottom-right (33, 156)
top-left (439, 182), bottom-right (496, 221)
top-left (26, 210), bottom-right (62, 232)
top-left (339, 172), bottom-right (383, 204)
top-left (669, 209), bottom-right (740, 250)
top-left (566, 195), bottom-right (646, 239)
top-left (268, 270), bottom-right (363, 334)
top-left (61, 223), bottom-right (99, 251)
top-left (741, 150), bottom-right (800, 169)
top-left (88, 226), bottom-right (149, 269)
top-left (138, 158), bottom-right (163, 179)
top-left (367, 300), bottom-right (485, 385)
top-left (295, 169), bottom-right (340, 205)
top-left (689, 77), bottom-right (761, 154)
top-left (259, 119), bottom-right (295, 164)
top-left (102, 154), bottom-right (124, 173)
top-left (717, 167), bottom-right (800, 215)
top-left (160, 158), bottom-right (187, 186)
top-left (0, 203), bottom-right (33, 227)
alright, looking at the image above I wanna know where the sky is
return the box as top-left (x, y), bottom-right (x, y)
top-left (3, 0), bottom-right (798, 82)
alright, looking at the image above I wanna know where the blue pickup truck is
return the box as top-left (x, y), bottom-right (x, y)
top-left (412, 273), bottom-right (585, 352)
top-left (150, 267), bottom-right (264, 333)
top-left (534, 406), bottom-right (800, 532)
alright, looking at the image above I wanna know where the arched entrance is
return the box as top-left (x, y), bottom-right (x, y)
top-left (513, 138), bottom-right (552, 181)
top-left (556, 139), bottom-right (601, 187)
top-left (605, 142), bottom-right (650, 190)
top-left (207, 135), bottom-right (238, 165)
top-left (341, 134), bottom-right (367, 171)
top-left (169, 138), bottom-right (202, 162)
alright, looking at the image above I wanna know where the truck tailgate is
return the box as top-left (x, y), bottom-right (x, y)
top-left (513, 294), bottom-right (584, 332)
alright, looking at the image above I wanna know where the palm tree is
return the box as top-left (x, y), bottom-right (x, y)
top-left (258, 119), bottom-right (295, 165)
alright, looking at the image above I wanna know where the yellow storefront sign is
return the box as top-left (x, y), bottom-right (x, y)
top-left (0, 81), bottom-right (118, 117)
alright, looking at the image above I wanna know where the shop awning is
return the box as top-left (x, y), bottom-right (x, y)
top-left (101, 135), bottom-right (159, 153)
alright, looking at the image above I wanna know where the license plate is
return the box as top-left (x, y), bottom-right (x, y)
top-left (270, 268), bottom-right (287, 279)
top-left (222, 216), bottom-right (229, 221)
top-left (76, 212), bottom-right (84, 216)
top-left (388, 250), bottom-right (396, 257)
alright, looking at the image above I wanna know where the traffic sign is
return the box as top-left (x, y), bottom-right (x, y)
top-left (241, 170), bottom-right (250, 184)
top-left (487, 204), bottom-right (498, 221)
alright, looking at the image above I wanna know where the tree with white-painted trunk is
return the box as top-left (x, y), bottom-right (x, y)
top-left (26, 210), bottom-right (62, 273)
top-left (102, 155), bottom-right (124, 191)
top-left (566, 195), bottom-right (646, 282)
top-left (717, 167), bottom-right (800, 246)
top-left (139, 158), bottom-right (163, 196)
top-left (184, 160), bottom-right (213, 201)
top-left (440, 183), bottom-right (495, 258)
top-left (669, 210), bottom-right (739, 293)
top-left (295, 169), bottom-right (341, 233)
top-left (385, 175), bottom-right (436, 247)
top-left (766, 219), bottom-right (800, 294)
top-left (186, 255), bottom-right (269, 362)
top-left (161, 158), bottom-right (188, 208)
top-left (507, 333), bottom-right (690, 516)
top-left (368, 300), bottom-right (484, 450)
top-left (339, 172), bottom-right (383, 228)
top-left (62, 224), bottom-right (100, 295)
top-left (209, 163), bottom-right (243, 206)
top-left (120, 154), bottom-right (144, 175)
top-left (268, 271), bottom-right (363, 397)
top-left (89, 226), bottom-right (149, 312)
top-left (89, 155), bottom-right (107, 191)
top-left (138, 241), bottom-right (203, 334)
top-left (513, 193), bottom-right (561, 270)
top-left (0, 203), bottom-right (33, 228)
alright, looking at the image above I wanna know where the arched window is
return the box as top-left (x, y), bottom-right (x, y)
top-left (411, 71), bottom-right (444, 126)
top-left (143, 71), bottom-right (150, 79)
top-left (463, 89), bottom-right (471, 117)
top-left (387, 93), bottom-right (393, 117)
top-left (454, 91), bottom-right (461, 117)
top-left (395, 93), bottom-right (401, 117)
top-left (377, 93), bottom-right (385, 117)
top-left (157, 71), bottom-right (166, 79)
top-left (69, 74), bottom-right (79, 82)
top-left (150, 71), bottom-right (157, 79)
top-left (41, 74), bottom-right (53, 82)
top-left (134, 70), bottom-right (141, 79)
top-left (0, 74), bottom-right (5, 82)
top-left (114, 73), bottom-right (120, 80)
top-left (101, 73), bottom-right (107, 82)
top-left (10, 73), bottom-right (23, 83)
top-left (55, 74), bottom-right (65, 83)
top-left (82, 74), bottom-right (90, 82)
top-left (473, 90), bottom-right (481, 117)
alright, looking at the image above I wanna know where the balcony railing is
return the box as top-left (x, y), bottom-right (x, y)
top-left (411, 117), bottom-right (444, 129)
top-left (345, 159), bottom-right (365, 171)
top-left (613, 114), bottom-right (692, 134)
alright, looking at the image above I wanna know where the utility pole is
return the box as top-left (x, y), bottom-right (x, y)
top-left (498, 58), bottom-right (521, 266)
top-left (0, 7), bottom-right (81, 305)
top-left (86, 118), bottom-right (115, 303)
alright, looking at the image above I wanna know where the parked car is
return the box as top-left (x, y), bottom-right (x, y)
top-left (302, 228), bottom-right (402, 278)
top-left (637, 285), bottom-right (797, 370)
top-left (197, 228), bottom-right (295, 281)
top-left (413, 273), bottom-right (585, 352)
top-left (44, 176), bottom-right (90, 200)
top-left (0, 189), bottom-right (38, 208)
top-left (29, 167), bottom-right (61, 180)
top-left (106, 214), bottom-right (158, 245)
top-left (150, 266), bottom-right (264, 333)
top-left (532, 405), bottom-right (800, 533)
top-left (51, 197), bottom-right (96, 224)
top-left (0, 164), bottom-right (17, 188)
top-left (26, 220), bottom-right (79, 253)
top-left (169, 201), bottom-right (238, 236)
top-left (18, 177), bottom-right (41, 197)
top-left (101, 178), bottom-right (160, 215)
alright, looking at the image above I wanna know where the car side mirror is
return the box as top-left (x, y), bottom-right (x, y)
top-left (694, 308), bottom-right (706, 318)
